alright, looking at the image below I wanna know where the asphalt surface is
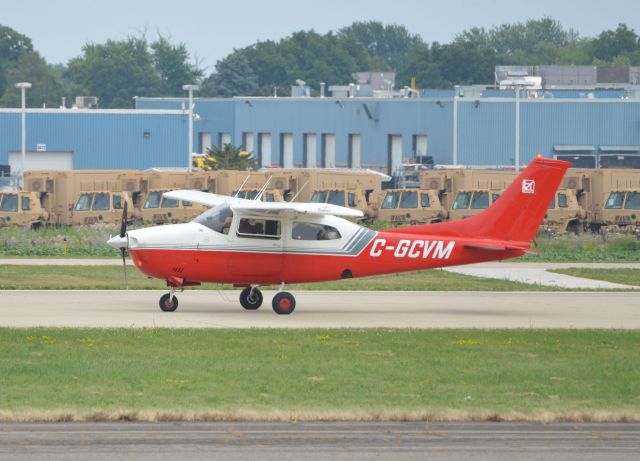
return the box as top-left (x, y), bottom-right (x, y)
top-left (2, 289), bottom-right (639, 328)
top-left (0, 422), bottom-right (638, 460)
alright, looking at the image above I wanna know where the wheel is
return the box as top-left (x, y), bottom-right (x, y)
top-left (159, 293), bottom-right (178, 312)
top-left (240, 287), bottom-right (263, 310)
top-left (272, 292), bottom-right (296, 315)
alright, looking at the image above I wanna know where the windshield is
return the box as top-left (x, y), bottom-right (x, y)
top-left (605, 192), bottom-right (624, 209)
top-left (74, 193), bottom-right (93, 211)
top-left (161, 197), bottom-right (179, 208)
top-left (399, 191), bottom-right (418, 209)
top-left (452, 192), bottom-right (472, 210)
top-left (381, 192), bottom-right (400, 209)
top-left (144, 192), bottom-right (162, 209)
top-left (625, 191), bottom-right (640, 210)
top-left (92, 192), bottom-right (110, 211)
top-left (328, 191), bottom-right (345, 206)
top-left (310, 191), bottom-right (327, 203)
top-left (470, 191), bottom-right (489, 209)
top-left (0, 194), bottom-right (18, 212)
top-left (194, 204), bottom-right (233, 233)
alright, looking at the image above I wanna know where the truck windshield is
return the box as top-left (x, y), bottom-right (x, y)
top-left (161, 197), bottom-right (179, 208)
top-left (74, 193), bottom-right (93, 211)
top-left (471, 191), bottom-right (489, 209)
top-left (399, 191), bottom-right (418, 208)
top-left (0, 194), bottom-right (18, 212)
top-left (92, 192), bottom-right (110, 211)
top-left (328, 191), bottom-right (345, 206)
top-left (452, 192), bottom-right (472, 209)
top-left (605, 192), bottom-right (624, 209)
top-left (310, 191), bottom-right (327, 203)
top-left (144, 192), bottom-right (162, 209)
top-left (381, 192), bottom-right (400, 209)
top-left (624, 191), bottom-right (640, 210)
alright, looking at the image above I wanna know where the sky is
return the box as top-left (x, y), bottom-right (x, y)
top-left (3, 0), bottom-right (640, 71)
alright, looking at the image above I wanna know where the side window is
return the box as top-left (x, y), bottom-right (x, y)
top-left (113, 195), bottom-right (122, 210)
top-left (470, 191), bottom-right (489, 209)
top-left (605, 192), bottom-right (624, 209)
top-left (292, 222), bottom-right (341, 240)
top-left (421, 193), bottom-right (430, 208)
top-left (348, 192), bottom-right (356, 207)
top-left (558, 193), bottom-right (568, 208)
top-left (237, 218), bottom-right (281, 239)
top-left (74, 193), bottom-right (93, 211)
top-left (21, 196), bottom-right (30, 211)
top-left (492, 193), bottom-right (501, 203)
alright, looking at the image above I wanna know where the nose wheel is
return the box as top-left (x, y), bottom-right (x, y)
top-left (159, 292), bottom-right (178, 312)
top-left (272, 292), bottom-right (296, 315)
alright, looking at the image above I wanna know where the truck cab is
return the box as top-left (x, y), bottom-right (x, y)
top-left (140, 189), bottom-right (207, 225)
top-left (0, 191), bottom-right (49, 229)
top-left (374, 189), bottom-right (445, 226)
top-left (71, 191), bottom-right (139, 225)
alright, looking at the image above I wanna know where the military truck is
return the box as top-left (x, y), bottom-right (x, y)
top-left (0, 191), bottom-right (49, 229)
top-left (139, 171), bottom-right (210, 224)
top-left (585, 169), bottom-right (640, 234)
top-left (24, 170), bottom-right (144, 225)
top-left (373, 189), bottom-right (446, 226)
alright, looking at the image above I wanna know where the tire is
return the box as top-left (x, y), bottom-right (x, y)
top-left (159, 293), bottom-right (178, 312)
top-left (272, 292), bottom-right (296, 315)
top-left (240, 287), bottom-right (263, 310)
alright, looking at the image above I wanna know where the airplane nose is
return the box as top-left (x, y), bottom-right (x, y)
top-left (107, 234), bottom-right (128, 249)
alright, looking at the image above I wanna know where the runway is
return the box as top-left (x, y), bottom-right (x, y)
top-left (1, 422), bottom-right (638, 460)
top-left (2, 289), bottom-right (639, 328)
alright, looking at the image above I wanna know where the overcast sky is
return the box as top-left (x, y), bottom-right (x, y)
top-left (4, 0), bottom-right (639, 71)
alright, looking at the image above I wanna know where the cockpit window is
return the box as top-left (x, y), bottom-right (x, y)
top-left (194, 204), bottom-right (233, 233)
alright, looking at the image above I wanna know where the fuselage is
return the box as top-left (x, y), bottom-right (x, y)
top-left (125, 212), bottom-right (525, 286)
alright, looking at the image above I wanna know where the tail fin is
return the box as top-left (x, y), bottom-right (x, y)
top-left (389, 157), bottom-right (571, 242)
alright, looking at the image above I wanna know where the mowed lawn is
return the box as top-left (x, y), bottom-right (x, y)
top-left (0, 265), bottom-right (564, 291)
top-left (1, 328), bottom-right (638, 422)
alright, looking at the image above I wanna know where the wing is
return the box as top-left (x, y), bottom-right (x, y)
top-left (163, 190), bottom-right (364, 218)
top-left (163, 190), bottom-right (247, 207)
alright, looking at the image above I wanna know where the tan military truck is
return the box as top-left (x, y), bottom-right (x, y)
top-left (0, 191), bottom-right (49, 229)
top-left (586, 169), bottom-right (640, 234)
top-left (24, 170), bottom-right (144, 225)
top-left (373, 189), bottom-right (446, 226)
top-left (139, 171), bottom-right (210, 224)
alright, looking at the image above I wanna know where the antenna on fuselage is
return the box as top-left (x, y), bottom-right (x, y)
top-left (254, 176), bottom-right (273, 201)
top-left (234, 175), bottom-right (251, 198)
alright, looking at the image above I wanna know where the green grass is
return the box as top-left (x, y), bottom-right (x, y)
top-left (550, 268), bottom-right (640, 287)
top-left (0, 265), bottom-right (566, 291)
top-left (0, 328), bottom-right (638, 421)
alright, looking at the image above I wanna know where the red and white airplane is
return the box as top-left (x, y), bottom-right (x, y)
top-left (108, 156), bottom-right (570, 314)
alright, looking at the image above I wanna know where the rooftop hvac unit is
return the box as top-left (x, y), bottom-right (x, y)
top-left (75, 96), bottom-right (99, 109)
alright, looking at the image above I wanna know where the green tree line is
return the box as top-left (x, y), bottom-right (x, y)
top-left (1, 18), bottom-right (639, 108)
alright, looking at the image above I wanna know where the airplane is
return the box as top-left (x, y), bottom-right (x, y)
top-left (107, 156), bottom-right (570, 315)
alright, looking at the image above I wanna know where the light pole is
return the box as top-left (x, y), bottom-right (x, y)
top-left (15, 82), bottom-right (31, 188)
top-left (514, 87), bottom-right (521, 171)
top-left (182, 84), bottom-right (199, 171)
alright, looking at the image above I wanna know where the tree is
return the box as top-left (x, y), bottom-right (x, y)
top-left (438, 28), bottom-right (496, 85)
top-left (200, 49), bottom-right (260, 97)
top-left (0, 24), bottom-right (34, 97)
top-left (589, 24), bottom-right (639, 63)
top-left (338, 21), bottom-right (425, 72)
top-left (0, 51), bottom-right (66, 108)
top-left (151, 35), bottom-right (203, 96)
top-left (66, 37), bottom-right (160, 108)
top-left (202, 144), bottom-right (256, 170)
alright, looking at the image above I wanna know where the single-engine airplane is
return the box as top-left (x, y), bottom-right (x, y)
top-left (108, 156), bottom-right (570, 315)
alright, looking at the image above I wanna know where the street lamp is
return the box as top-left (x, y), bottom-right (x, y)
top-left (182, 84), bottom-right (199, 171)
top-left (15, 82), bottom-right (32, 188)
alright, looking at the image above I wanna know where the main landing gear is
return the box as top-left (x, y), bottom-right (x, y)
top-left (158, 285), bottom-right (297, 315)
top-left (239, 284), bottom-right (296, 315)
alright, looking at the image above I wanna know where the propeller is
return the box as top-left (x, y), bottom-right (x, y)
top-left (120, 194), bottom-right (129, 289)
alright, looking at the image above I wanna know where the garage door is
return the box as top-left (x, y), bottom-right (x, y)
top-left (9, 151), bottom-right (73, 173)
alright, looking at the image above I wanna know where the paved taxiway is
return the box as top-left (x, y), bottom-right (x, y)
top-left (1, 422), bottom-right (638, 460)
top-left (2, 289), bottom-right (639, 328)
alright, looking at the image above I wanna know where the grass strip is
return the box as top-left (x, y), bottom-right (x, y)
top-left (1, 328), bottom-right (638, 422)
top-left (549, 268), bottom-right (640, 287)
top-left (0, 265), bottom-right (566, 291)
